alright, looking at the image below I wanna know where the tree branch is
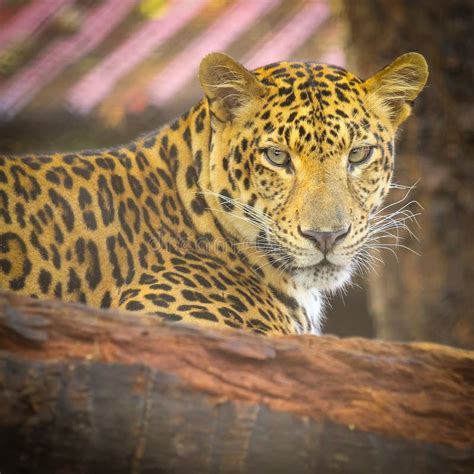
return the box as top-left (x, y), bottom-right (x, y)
top-left (0, 290), bottom-right (473, 473)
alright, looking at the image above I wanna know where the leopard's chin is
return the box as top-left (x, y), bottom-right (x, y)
top-left (293, 260), bottom-right (353, 292)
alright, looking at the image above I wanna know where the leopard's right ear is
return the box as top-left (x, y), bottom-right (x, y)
top-left (199, 52), bottom-right (266, 121)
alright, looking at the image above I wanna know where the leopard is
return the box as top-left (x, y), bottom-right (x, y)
top-left (0, 52), bottom-right (428, 335)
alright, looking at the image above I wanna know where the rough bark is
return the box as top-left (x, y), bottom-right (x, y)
top-left (0, 290), bottom-right (473, 473)
top-left (340, 0), bottom-right (474, 348)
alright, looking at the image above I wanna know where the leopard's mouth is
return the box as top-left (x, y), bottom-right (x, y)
top-left (286, 255), bottom-right (348, 275)
top-left (254, 230), bottom-right (352, 276)
top-left (303, 258), bottom-right (347, 274)
top-left (314, 258), bottom-right (340, 269)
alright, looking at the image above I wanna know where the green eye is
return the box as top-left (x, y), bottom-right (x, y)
top-left (348, 146), bottom-right (374, 165)
top-left (264, 147), bottom-right (290, 166)
top-left (349, 146), bottom-right (374, 165)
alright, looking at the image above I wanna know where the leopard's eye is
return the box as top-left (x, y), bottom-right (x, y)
top-left (348, 146), bottom-right (374, 165)
top-left (264, 147), bottom-right (290, 166)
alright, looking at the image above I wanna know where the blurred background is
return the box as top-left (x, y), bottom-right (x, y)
top-left (0, 0), bottom-right (472, 348)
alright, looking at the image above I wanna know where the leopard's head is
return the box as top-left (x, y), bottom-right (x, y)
top-left (199, 52), bottom-right (428, 291)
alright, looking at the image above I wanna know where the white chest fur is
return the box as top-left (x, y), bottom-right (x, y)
top-left (287, 278), bottom-right (324, 335)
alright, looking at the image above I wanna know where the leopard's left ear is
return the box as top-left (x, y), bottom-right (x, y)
top-left (364, 53), bottom-right (428, 127)
top-left (199, 52), bottom-right (266, 121)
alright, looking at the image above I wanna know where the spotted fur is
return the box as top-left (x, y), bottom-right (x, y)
top-left (0, 52), bottom-right (428, 335)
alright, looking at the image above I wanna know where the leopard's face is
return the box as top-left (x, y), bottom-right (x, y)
top-left (201, 54), bottom-right (428, 291)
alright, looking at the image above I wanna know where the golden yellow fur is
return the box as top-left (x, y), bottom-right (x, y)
top-left (0, 53), bottom-right (428, 335)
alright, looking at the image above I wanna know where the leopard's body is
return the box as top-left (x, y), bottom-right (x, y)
top-left (0, 53), bottom-right (427, 335)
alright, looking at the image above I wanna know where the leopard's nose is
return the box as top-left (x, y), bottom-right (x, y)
top-left (298, 225), bottom-right (351, 254)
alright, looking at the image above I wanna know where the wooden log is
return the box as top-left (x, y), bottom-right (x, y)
top-left (0, 290), bottom-right (473, 473)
